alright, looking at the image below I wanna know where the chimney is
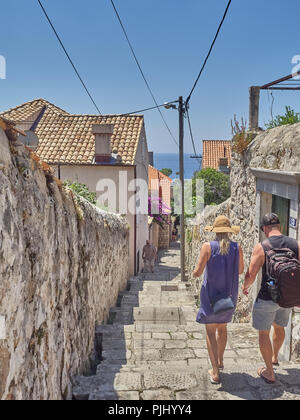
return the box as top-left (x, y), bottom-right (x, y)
top-left (148, 151), bottom-right (154, 166)
top-left (92, 124), bottom-right (114, 163)
top-left (219, 157), bottom-right (229, 174)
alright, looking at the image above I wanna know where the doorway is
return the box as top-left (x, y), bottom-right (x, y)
top-left (271, 195), bottom-right (290, 236)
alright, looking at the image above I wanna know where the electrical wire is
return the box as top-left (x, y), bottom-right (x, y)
top-left (186, 107), bottom-right (202, 170)
top-left (186, 0), bottom-right (232, 106)
top-left (109, 0), bottom-right (178, 146)
top-left (120, 101), bottom-right (178, 116)
top-left (37, 0), bottom-right (102, 115)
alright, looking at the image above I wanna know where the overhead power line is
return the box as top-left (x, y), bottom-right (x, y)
top-left (186, 107), bottom-right (202, 169)
top-left (121, 100), bottom-right (178, 116)
top-left (37, 0), bottom-right (102, 115)
top-left (110, 0), bottom-right (178, 146)
top-left (186, 0), bottom-right (232, 105)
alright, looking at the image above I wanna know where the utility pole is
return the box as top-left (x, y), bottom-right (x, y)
top-left (178, 96), bottom-right (186, 282)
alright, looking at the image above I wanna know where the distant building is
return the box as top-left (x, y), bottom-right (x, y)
top-left (202, 140), bottom-right (232, 174)
top-left (1, 99), bottom-right (149, 276)
top-left (148, 165), bottom-right (172, 249)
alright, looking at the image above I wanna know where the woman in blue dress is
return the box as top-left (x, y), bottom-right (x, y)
top-left (193, 216), bottom-right (244, 384)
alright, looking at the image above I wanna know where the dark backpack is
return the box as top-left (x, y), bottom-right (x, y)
top-left (262, 239), bottom-right (300, 308)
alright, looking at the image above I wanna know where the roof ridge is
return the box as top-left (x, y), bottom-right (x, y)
top-left (0, 98), bottom-right (69, 116)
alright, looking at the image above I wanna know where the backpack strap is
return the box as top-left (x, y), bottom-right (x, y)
top-left (261, 239), bottom-right (273, 279)
top-left (261, 239), bottom-right (273, 252)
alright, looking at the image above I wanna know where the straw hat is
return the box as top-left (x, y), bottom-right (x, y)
top-left (204, 215), bottom-right (240, 234)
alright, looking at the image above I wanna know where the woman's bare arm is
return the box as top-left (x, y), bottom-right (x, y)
top-left (193, 242), bottom-right (211, 278)
top-left (239, 245), bottom-right (244, 275)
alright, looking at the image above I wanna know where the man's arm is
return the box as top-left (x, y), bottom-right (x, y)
top-left (242, 243), bottom-right (265, 295)
top-left (193, 243), bottom-right (211, 278)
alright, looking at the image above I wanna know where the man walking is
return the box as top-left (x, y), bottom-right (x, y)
top-left (243, 213), bottom-right (300, 384)
top-left (142, 240), bottom-right (157, 273)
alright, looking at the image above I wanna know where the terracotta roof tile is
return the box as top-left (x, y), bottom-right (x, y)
top-left (1, 99), bottom-right (144, 165)
top-left (202, 140), bottom-right (232, 170)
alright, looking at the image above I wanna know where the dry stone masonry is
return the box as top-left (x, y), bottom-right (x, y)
top-left (0, 128), bottom-right (129, 400)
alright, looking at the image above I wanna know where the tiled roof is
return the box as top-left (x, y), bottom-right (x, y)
top-left (148, 165), bottom-right (172, 188)
top-left (202, 140), bottom-right (232, 170)
top-left (0, 99), bottom-right (144, 165)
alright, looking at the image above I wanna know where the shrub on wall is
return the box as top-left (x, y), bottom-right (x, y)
top-left (63, 181), bottom-right (97, 205)
top-left (266, 106), bottom-right (300, 129)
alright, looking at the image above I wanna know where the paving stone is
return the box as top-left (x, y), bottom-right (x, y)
top-left (165, 360), bottom-right (188, 368)
top-left (160, 348), bottom-right (195, 361)
top-left (102, 349), bottom-right (131, 361)
top-left (165, 340), bottom-right (186, 349)
top-left (176, 391), bottom-right (226, 400)
top-left (194, 349), bottom-right (208, 358)
top-left (133, 339), bottom-right (164, 349)
top-left (170, 332), bottom-right (188, 340)
top-left (117, 391), bottom-right (140, 400)
top-left (141, 389), bottom-right (175, 400)
top-left (101, 339), bottom-right (129, 350)
top-left (152, 333), bottom-right (171, 340)
top-left (134, 307), bottom-right (180, 323)
top-left (187, 358), bottom-right (209, 367)
top-left (187, 339), bottom-right (206, 349)
top-left (135, 324), bottom-right (178, 333)
top-left (114, 373), bottom-right (142, 391)
top-left (143, 372), bottom-right (198, 391)
top-left (89, 391), bottom-right (118, 400)
top-left (133, 349), bottom-right (161, 361)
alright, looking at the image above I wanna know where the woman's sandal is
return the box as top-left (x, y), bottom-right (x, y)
top-left (208, 370), bottom-right (221, 385)
top-left (258, 367), bottom-right (276, 384)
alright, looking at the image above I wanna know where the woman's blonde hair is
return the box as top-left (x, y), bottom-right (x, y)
top-left (216, 233), bottom-right (231, 256)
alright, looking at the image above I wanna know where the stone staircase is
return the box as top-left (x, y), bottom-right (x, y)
top-left (72, 248), bottom-right (300, 401)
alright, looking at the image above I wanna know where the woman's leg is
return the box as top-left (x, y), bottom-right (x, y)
top-left (216, 324), bottom-right (227, 369)
top-left (205, 324), bottom-right (220, 381)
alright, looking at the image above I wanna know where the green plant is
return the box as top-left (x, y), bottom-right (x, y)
top-left (160, 168), bottom-right (173, 177)
top-left (266, 106), bottom-right (300, 129)
top-left (231, 115), bottom-right (253, 154)
top-left (193, 168), bottom-right (230, 207)
top-left (63, 180), bottom-right (97, 205)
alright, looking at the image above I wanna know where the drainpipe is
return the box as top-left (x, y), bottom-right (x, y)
top-left (134, 166), bottom-right (137, 276)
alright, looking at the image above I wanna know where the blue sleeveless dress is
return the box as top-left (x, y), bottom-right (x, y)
top-left (196, 241), bottom-right (239, 324)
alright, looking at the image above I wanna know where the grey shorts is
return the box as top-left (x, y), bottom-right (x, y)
top-left (252, 299), bottom-right (292, 331)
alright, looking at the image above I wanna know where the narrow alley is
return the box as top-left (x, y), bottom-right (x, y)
top-left (73, 243), bottom-right (300, 401)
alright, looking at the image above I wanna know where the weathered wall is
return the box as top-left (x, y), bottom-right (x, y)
top-left (0, 128), bottom-right (129, 400)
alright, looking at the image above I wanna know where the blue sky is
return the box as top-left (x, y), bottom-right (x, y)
top-left (1, 0), bottom-right (300, 153)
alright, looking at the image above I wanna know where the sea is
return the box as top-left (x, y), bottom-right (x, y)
top-left (153, 153), bottom-right (202, 180)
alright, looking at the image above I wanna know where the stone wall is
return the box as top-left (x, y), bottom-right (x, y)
top-left (186, 123), bottom-right (300, 333)
top-left (0, 128), bottom-right (130, 400)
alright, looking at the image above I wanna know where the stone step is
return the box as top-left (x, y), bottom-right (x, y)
top-left (73, 361), bottom-right (300, 400)
top-left (133, 306), bottom-right (182, 324)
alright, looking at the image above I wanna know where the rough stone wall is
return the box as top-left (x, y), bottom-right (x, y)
top-left (0, 128), bottom-right (129, 400)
